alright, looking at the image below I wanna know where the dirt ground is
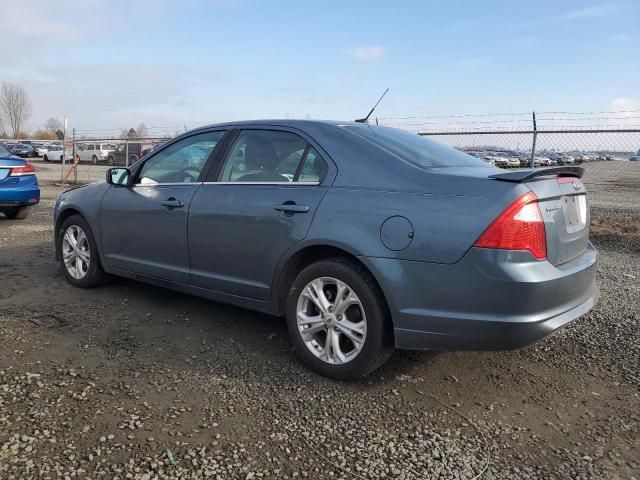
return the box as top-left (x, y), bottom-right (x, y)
top-left (0, 171), bottom-right (638, 479)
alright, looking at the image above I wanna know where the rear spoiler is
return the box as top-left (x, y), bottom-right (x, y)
top-left (489, 166), bottom-right (584, 183)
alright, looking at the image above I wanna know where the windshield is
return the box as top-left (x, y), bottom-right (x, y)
top-left (343, 125), bottom-right (484, 168)
top-left (0, 144), bottom-right (10, 156)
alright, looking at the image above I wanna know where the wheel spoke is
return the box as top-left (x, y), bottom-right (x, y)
top-left (323, 329), bottom-right (336, 363)
top-left (303, 279), bottom-right (331, 314)
top-left (331, 328), bottom-right (347, 363)
top-left (334, 288), bottom-right (359, 316)
top-left (337, 320), bottom-right (365, 346)
top-left (64, 229), bottom-right (77, 248)
top-left (75, 256), bottom-right (83, 276)
top-left (77, 248), bottom-right (90, 263)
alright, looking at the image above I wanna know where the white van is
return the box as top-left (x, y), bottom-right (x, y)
top-left (76, 143), bottom-right (117, 163)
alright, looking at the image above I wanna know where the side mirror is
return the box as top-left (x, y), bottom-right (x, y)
top-left (106, 167), bottom-right (130, 186)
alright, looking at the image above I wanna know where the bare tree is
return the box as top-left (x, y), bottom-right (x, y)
top-left (136, 123), bottom-right (148, 138)
top-left (43, 117), bottom-right (64, 140)
top-left (44, 118), bottom-right (63, 134)
top-left (0, 83), bottom-right (32, 138)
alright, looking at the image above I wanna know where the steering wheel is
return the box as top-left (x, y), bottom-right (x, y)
top-left (182, 168), bottom-right (201, 183)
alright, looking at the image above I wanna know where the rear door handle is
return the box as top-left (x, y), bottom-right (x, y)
top-left (161, 198), bottom-right (185, 209)
top-left (273, 203), bottom-right (310, 214)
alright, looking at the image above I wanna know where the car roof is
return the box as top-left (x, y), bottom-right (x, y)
top-left (190, 119), bottom-right (362, 131)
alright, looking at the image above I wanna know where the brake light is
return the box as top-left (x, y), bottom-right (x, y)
top-left (474, 192), bottom-right (547, 260)
top-left (9, 162), bottom-right (36, 176)
top-left (557, 176), bottom-right (576, 184)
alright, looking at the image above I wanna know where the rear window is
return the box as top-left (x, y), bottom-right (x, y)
top-left (343, 125), bottom-right (484, 168)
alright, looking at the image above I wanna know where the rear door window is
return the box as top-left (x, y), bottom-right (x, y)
top-left (218, 130), bottom-right (327, 183)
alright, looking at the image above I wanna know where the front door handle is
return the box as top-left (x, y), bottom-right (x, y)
top-left (161, 198), bottom-right (185, 209)
top-left (273, 202), bottom-right (310, 214)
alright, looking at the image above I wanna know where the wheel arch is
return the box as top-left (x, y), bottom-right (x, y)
top-left (273, 242), bottom-right (394, 332)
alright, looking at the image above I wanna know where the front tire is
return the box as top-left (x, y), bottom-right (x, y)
top-left (92, 155), bottom-right (98, 164)
top-left (43, 155), bottom-right (49, 162)
top-left (58, 215), bottom-right (109, 288)
top-left (286, 258), bottom-right (393, 380)
top-left (3, 206), bottom-right (30, 220)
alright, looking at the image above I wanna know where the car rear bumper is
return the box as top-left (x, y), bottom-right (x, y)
top-left (363, 242), bottom-right (599, 351)
top-left (0, 177), bottom-right (40, 207)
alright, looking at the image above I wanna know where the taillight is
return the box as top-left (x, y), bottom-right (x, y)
top-left (473, 191), bottom-right (547, 260)
top-left (9, 162), bottom-right (36, 176)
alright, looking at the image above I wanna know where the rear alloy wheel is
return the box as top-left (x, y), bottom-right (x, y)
top-left (58, 215), bottom-right (109, 288)
top-left (286, 258), bottom-right (393, 380)
top-left (2, 206), bottom-right (30, 220)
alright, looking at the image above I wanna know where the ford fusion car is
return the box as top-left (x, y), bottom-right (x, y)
top-left (53, 120), bottom-right (598, 379)
top-left (0, 144), bottom-right (40, 219)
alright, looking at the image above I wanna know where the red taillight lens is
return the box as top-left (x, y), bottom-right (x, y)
top-left (473, 192), bottom-right (547, 260)
top-left (9, 162), bottom-right (36, 176)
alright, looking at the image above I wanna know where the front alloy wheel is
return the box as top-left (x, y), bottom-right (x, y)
top-left (297, 277), bottom-right (367, 365)
top-left (62, 225), bottom-right (91, 279)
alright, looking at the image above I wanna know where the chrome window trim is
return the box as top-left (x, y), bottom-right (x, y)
top-left (201, 181), bottom-right (320, 186)
top-left (132, 182), bottom-right (204, 187)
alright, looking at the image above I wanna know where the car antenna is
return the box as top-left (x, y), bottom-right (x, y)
top-left (355, 88), bottom-right (389, 124)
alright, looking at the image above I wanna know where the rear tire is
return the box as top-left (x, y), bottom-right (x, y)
top-left (43, 155), bottom-right (49, 162)
top-left (57, 214), bottom-right (109, 288)
top-left (3, 206), bottom-right (30, 220)
top-left (92, 155), bottom-right (98, 164)
top-left (286, 258), bottom-right (394, 380)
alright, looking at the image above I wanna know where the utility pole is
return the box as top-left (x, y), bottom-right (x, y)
top-left (73, 128), bottom-right (77, 183)
top-left (529, 111), bottom-right (537, 169)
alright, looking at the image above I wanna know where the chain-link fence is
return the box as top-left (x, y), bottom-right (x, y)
top-left (418, 128), bottom-right (640, 166)
top-left (53, 136), bottom-right (170, 184)
top-left (413, 128), bottom-right (640, 210)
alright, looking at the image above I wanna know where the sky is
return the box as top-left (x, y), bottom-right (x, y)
top-left (1, 0), bottom-right (639, 135)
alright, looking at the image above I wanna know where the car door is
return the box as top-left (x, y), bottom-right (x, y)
top-left (100, 130), bottom-right (227, 283)
top-left (188, 127), bottom-right (334, 301)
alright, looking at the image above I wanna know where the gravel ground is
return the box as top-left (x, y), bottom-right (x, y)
top-left (0, 181), bottom-right (638, 480)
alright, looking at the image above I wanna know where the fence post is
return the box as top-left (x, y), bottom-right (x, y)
top-left (72, 128), bottom-right (77, 184)
top-left (529, 111), bottom-right (537, 169)
top-left (125, 141), bottom-right (129, 168)
top-left (61, 117), bottom-right (67, 183)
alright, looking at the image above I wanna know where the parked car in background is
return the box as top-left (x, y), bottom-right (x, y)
top-left (10, 143), bottom-right (38, 158)
top-left (53, 120), bottom-right (598, 379)
top-left (42, 145), bottom-right (66, 162)
top-left (36, 144), bottom-right (51, 157)
top-left (76, 143), bottom-right (117, 163)
top-left (535, 155), bottom-right (552, 166)
top-left (106, 143), bottom-right (155, 166)
top-left (36, 144), bottom-right (57, 157)
top-left (0, 144), bottom-right (40, 219)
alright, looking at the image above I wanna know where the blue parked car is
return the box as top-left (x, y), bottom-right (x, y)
top-left (0, 143), bottom-right (40, 219)
top-left (53, 121), bottom-right (598, 379)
